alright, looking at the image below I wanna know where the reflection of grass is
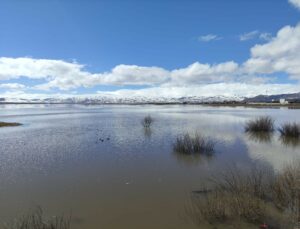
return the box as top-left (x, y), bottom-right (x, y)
top-left (246, 131), bottom-right (272, 143)
top-left (174, 150), bottom-right (214, 166)
top-left (278, 123), bottom-right (300, 138)
top-left (143, 127), bottom-right (152, 138)
top-left (187, 162), bottom-right (300, 229)
top-left (245, 116), bottom-right (274, 133)
top-left (280, 136), bottom-right (300, 147)
top-left (0, 122), bottom-right (22, 127)
top-left (4, 207), bottom-right (71, 229)
top-left (173, 133), bottom-right (215, 155)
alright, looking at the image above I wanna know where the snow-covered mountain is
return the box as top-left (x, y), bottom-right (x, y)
top-left (0, 95), bottom-right (244, 104)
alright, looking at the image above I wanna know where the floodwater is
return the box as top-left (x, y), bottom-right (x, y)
top-left (0, 104), bottom-right (299, 229)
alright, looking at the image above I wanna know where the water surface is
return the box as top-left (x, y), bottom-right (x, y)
top-left (0, 104), bottom-right (299, 228)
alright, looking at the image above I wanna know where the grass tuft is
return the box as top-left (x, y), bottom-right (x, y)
top-left (4, 207), bottom-right (71, 229)
top-left (173, 133), bottom-right (215, 155)
top-left (141, 115), bottom-right (153, 128)
top-left (278, 122), bottom-right (300, 138)
top-left (187, 162), bottom-right (300, 228)
top-left (245, 116), bottom-right (274, 133)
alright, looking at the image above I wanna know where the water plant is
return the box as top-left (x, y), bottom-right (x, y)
top-left (141, 115), bottom-right (153, 128)
top-left (173, 133), bottom-right (214, 155)
top-left (278, 122), bottom-right (300, 138)
top-left (4, 207), bottom-right (71, 229)
top-left (245, 116), bottom-right (274, 133)
top-left (187, 162), bottom-right (300, 229)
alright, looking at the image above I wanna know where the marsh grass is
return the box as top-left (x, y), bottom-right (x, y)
top-left (4, 207), bottom-right (71, 229)
top-left (187, 163), bottom-right (300, 228)
top-left (141, 115), bottom-right (153, 128)
top-left (173, 133), bottom-right (215, 155)
top-left (278, 123), bottom-right (300, 138)
top-left (0, 122), bottom-right (22, 127)
top-left (245, 116), bottom-right (274, 133)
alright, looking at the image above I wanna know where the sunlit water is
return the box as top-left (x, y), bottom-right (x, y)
top-left (0, 104), bottom-right (299, 229)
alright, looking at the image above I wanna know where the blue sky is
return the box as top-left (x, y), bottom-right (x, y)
top-left (0, 0), bottom-right (300, 98)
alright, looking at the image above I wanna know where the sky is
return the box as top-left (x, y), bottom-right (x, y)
top-left (0, 0), bottom-right (300, 99)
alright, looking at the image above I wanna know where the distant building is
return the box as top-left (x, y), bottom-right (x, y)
top-left (279, 98), bottom-right (289, 104)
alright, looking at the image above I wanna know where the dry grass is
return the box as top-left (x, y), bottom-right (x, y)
top-left (245, 116), bottom-right (274, 133)
top-left (187, 163), bottom-right (300, 228)
top-left (173, 133), bottom-right (215, 155)
top-left (141, 115), bottom-right (153, 128)
top-left (0, 122), bottom-right (22, 127)
top-left (3, 207), bottom-right (71, 229)
top-left (278, 123), bottom-right (300, 138)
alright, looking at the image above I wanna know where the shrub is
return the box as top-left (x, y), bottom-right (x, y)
top-left (245, 116), bottom-right (274, 133)
top-left (173, 133), bottom-right (214, 155)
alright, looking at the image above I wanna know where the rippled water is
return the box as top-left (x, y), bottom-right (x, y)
top-left (0, 104), bottom-right (299, 228)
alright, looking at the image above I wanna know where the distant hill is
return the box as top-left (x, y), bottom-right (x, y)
top-left (0, 92), bottom-right (300, 104)
top-left (244, 92), bottom-right (300, 103)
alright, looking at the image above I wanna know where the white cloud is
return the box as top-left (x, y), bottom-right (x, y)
top-left (170, 61), bottom-right (238, 85)
top-left (99, 83), bottom-right (299, 98)
top-left (198, 34), bottom-right (222, 42)
top-left (240, 31), bottom-right (259, 41)
top-left (0, 83), bottom-right (26, 90)
top-left (289, 0), bottom-right (300, 10)
top-left (240, 31), bottom-right (272, 41)
top-left (3, 83), bottom-right (299, 100)
top-left (244, 23), bottom-right (300, 80)
top-left (259, 33), bottom-right (272, 41)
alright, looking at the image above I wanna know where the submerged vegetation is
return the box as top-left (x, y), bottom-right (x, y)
top-left (173, 133), bottom-right (215, 155)
top-left (141, 115), bottom-right (153, 128)
top-left (245, 116), bottom-right (275, 133)
top-left (4, 207), bottom-right (71, 229)
top-left (0, 121), bottom-right (22, 127)
top-left (278, 122), bottom-right (300, 138)
top-left (187, 162), bottom-right (300, 229)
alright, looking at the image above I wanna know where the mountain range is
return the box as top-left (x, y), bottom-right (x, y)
top-left (0, 92), bottom-right (299, 104)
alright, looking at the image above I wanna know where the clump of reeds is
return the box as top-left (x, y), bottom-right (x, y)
top-left (141, 115), bottom-right (153, 128)
top-left (245, 116), bottom-right (274, 133)
top-left (278, 122), bottom-right (300, 138)
top-left (0, 121), bottom-right (22, 127)
top-left (4, 207), bottom-right (71, 229)
top-left (187, 162), bottom-right (300, 228)
top-left (173, 133), bottom-right (214, 155)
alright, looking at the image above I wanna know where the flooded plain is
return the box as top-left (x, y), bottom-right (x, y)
top-left (0, 104), bottom-right (299, 229)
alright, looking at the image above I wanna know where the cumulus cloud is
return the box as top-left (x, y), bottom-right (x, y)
top-left (289, 0), bottom-right (300, 9)
top-left (198, 34), bottom-right (222, 42)
top-left (0, 57), bottom-right (242, 90)
top-left (170, 61), bottom-right (238, 85)
top-left (244, 23), bottom-right (300, 80)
